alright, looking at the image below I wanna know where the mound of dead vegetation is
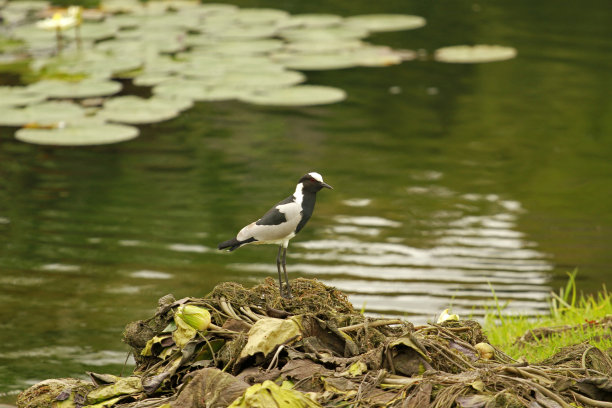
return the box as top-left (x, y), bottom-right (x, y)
top-left (17, 278), bottom-right (612, 408)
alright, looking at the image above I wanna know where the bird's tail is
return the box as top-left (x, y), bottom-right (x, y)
top-left (218, 237), bottom-right (255, 251)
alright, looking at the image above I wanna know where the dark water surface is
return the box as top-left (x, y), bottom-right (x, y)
top-left (1, 0), bottom-right (611, 398)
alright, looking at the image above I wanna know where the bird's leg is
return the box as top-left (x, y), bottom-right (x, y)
top-left (276, 245), bottom-right (284, 296)
top-left (282, 246), bottom-right (292, 298)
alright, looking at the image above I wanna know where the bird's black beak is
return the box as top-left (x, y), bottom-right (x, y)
top-left (321, 182), bottom-right (333, 189)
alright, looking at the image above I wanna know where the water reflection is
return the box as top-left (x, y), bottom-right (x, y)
top-left (231, 181), bottom-right (552, 323)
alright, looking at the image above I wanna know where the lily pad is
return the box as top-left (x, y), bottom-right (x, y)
top-left (434, 45), bottom-right (518, 63)
top-left (240, 85), bottom-right (347, 106)
top-left (99, 0), bottom-right (143, 14)
top-left (132, 72), bottom-right (178, 87)
top-left (345, 14), bottom-right (427, 32)
top-left (3, 1), bottom-right (49, 12)
top-left (195, 39), bottom-right (284, 56)
top-left (233, 8), bottom-right (290, 25)
top-left (280, 26), bottom-right (369, 42)
top-left (0, 86), bottom-right (47, 108)
top-left (212, 25), bottom-right (279, 40)
top-left (0, 101), bottom-right (85, 127)
top-left (15, 119), bottom-right (139, 146)
top-left (29, 79), bottom-right (122, 99)
top-left (273, 47), bottom-right (406, 70)
top-left (198, 3), bottom-right (239, 15)
top-left (284, 40), bottom-right (364, 54)
top-left (36, 51), bottom-right (143, 79)
top-left (352, 46), bottom-right (405, 67)
top-left (98, 95), bottom-right (182, 124)
top-left (153, 79), bottom-right (247, 101)
top-left (282, 14), bottom-right (344, 29)
top-left (221, 70), bottom-right (305, 88)
top-left (274, 53), bottom-right (360, 70)
top-left (78, 22), bottom-right (118, 41)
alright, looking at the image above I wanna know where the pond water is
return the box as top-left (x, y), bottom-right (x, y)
top-left (1, 0), bottom-right (611, 399)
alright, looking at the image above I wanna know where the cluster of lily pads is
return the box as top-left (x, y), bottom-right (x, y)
top-left (0, 0), bottom-right (517, 145)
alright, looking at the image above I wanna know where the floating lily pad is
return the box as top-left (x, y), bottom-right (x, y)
top-left (100, 0), bottom-right (143, 14)
top-left (0, 101), bottom-right (85, 127)
top-left (195, 39), bottom-right (284, 56)
top-left (11, 23), bottom-right (59, 47)
top-left (274, 48), bottom-right (404, 70)
top-left (98, 95), bottom-right (184, 124)
top-left (153, 79), bottom-right (246, 101)
top-left (221, 70), bottom-right (305, 89)
top-left (345, 14), bottom-right (427, 32)
top-left (434, 45), bottom-right (518, 63)
top-left (78, 22), bottom-right (118, 41)
top-left (351, 46), bottom-right (405, 67)
top-left (212, 25), bottom-right (279, 40)
top-left (181, 54), bottom-right (285, 78)
top-left (15, 119), bottom-right (139, 146)
top-left (280, 26), bottom-right (369, 42)
top-left (0, 86), bottom-right (47, 108)
top-left (133, 72), bottom-right (178, 87)
top-left (36, 51), bottom-right (143, 79)
top-left (198, 3), bottom-right (239, 15)
top-left (274, 53), bottom-right (359, 70)
top-left (3, 0), bottom-right (49, 12)
top-left (284, 40), bottom-right (363, 54)
top-left (240, 85), bottom-right (346, 106)
top-left (282, 14), bottom-right (344, 28)
top-left (29, 79), bottom-right (122, 99)
top-left (233, 8), bottom-right (289, 25)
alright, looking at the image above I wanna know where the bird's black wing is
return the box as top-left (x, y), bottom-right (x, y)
top-left (255, 195), bottom-right (294, 226)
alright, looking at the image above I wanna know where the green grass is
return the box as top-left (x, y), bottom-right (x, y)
top-left (484, 271), bottom-right (612, 363)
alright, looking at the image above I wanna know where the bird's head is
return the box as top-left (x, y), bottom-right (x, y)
top-left (299, 172), bottom-right (333, 192)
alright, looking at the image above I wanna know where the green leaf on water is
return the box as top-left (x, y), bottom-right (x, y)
top-left (194, 39), bottom-right (284, 56)
top-left (345, 14), bottom-right (427, 32)
top-left (282, 13), bottom-right (344, 29)
top-left (153, 79), bottom-right (246, 102)
top-left (240, 85), bottom-right (347, 107)
top-left (284, 40), bottom-right (364, 54)
top-left (0, 101), bottom-right (85, 127)
top-left (434, 45), bottom-right (518, 63)
top-left (233, 8), bottom-right (290, 25)
top-left (0, 86), bottom-right (47, 108)
top-left (279, 26), bottom-right (369, 42)
top-left (29, 79), bottom-right (122, 99)
top-left (98, 95), bottom-right (185, 124)
top-left (15, 119), bottom-right (139, 146)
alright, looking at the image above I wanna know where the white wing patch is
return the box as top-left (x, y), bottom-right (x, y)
top-left (237, 200), bottom-right (302, 244)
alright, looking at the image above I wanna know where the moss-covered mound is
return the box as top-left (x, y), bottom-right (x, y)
top-left (17, 278), bottom-right (612, 408)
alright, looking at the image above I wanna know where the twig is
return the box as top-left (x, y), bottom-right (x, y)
top-left (581, 345), bottom-right (597, 376)
top-left (121, 349), bottom-right (132, 377)
top-left (340, 319), bottom-right (404, 332)
top-left (571, 391), bottom-right (612, 408)
top-left (267, 345), bottom-right (285, 371)
top-left (208, 322), bottom-right (241, 336)
top-left (499, 375), bottom-right (572, 408)
top-left (219, 297), bottom-right (241, 321)
top-left (241, 306), bottom-right (263, 322)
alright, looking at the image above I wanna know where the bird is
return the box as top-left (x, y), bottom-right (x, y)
top-left (218, 172), bottom-right (333, 298)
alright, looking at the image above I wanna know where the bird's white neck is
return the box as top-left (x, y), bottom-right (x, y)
top-left (293, 183), bottom-right (304, 205)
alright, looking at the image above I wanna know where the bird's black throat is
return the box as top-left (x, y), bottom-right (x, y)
top-left (295, 191), bottom-right (317, 233)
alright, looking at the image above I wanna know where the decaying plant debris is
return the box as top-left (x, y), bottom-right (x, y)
top-left (17, 278), bottom-right (612, 408)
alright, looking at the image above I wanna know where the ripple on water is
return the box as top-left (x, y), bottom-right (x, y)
top-left (231, 185), bottom-right (553, 322)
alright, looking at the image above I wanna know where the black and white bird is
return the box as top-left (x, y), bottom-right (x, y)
top-left (218, 172), bottom-right (332, 298)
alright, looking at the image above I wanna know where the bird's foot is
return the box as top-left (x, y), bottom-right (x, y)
top-left (280, 284), bottom-right (293, 299)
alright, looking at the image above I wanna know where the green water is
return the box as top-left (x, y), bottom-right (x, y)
top-left (1, 0), bottom-right (611, 398)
